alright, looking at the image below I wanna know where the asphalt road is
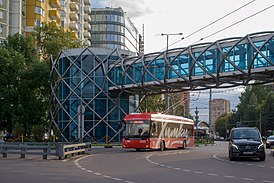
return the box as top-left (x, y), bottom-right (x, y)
top-left (0, 141), bottom-right (273, 183)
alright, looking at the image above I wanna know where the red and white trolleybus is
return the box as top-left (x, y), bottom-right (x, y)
top-left (122, 113), bottom-right (194, 151)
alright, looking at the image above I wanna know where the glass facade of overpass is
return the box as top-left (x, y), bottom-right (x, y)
top-left (109, 32), bottom-right (274, 89)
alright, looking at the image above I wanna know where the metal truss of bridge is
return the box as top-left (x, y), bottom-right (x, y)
top-left (109, 31), bottom-right (274, 95)
top-left (50, 31), bottom-right (274, 143)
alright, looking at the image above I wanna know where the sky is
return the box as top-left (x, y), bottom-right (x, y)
top-left (92, 0), bottom-right (274, 122)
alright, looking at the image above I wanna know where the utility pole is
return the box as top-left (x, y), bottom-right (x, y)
top-left (161, 33), bottom-right (183, 112)
top-left (195, 106), bottom-right (199, 128)
top-left (209, 88), bottom-right (212, 132)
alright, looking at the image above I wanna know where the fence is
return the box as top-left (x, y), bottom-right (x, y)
top-left (0, 142), bottom-right (91, 160)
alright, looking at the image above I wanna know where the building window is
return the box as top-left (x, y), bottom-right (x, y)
top-left (35, 6), bottom-right (45, 17)
top-left (0, 0), bottom-right (3, 7)
top-left (35, 20), bottom-right (42, 27)
top-left (0, 25), bottom-right (3, 33)
top-left (0, 11), bottom-right (3, 19)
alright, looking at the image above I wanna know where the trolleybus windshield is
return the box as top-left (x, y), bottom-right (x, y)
top-left (123, 120), bottom-right (150, 138)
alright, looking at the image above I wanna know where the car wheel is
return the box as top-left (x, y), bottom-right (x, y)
top-left (160, 141), bottom-right (165, 151)
top-left (182, 141), bottom-right (186, 149)
top-left (229, 151), bottom-right (236, 161)
top-left (259, 155), bottom-right (266, 161)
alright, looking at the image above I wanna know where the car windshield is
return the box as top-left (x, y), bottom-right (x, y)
top-left (267, 136), bottom-right (274, 140)
top-left (232, 129), bottom-right (260, 140)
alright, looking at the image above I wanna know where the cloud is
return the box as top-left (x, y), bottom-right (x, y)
top-left (93, 0), bottom-right (153, 18)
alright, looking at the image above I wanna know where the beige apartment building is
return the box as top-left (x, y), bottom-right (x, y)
top-left (209, 98), bottom-right (231, 129)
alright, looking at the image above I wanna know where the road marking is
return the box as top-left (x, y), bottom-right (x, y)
top-left (242, 178), bottom-right (254, 181)
top-left (224, 175), bottom-right (235, 179)
top-left (194, 171), bottom-right (203, 174)
top-left (174, 168), bottom-right (181, 170)
top-left (183, 169), bottom-right (190, 172)
top-left (263, 180), bottom-right (274, 183)
top-left (257, 165), bottom-right (265, 168)
top-left (74, 155), bottom-right (135, 183)
top-left (112, 178), bottom-right (123, 181)
top-left (208, 173), bottom-right (218, 176)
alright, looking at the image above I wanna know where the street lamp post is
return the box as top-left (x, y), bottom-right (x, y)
top-left (161, 33), bottom-right (183, 112)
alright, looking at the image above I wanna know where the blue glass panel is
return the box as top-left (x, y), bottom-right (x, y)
top-left (155, 58), bottom-right (165, 80)
top-left (134, 63), bottom-right (142, 83)
top-left (125, 65), bottom-right (133, 85)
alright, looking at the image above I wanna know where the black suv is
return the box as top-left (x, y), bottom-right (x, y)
top-left (228, 127), bottom-right (265, 161)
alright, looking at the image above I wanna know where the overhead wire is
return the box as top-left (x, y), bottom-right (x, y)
top-left (192, 4), bottom-right (274, 44)
top-left (162, 0), bottom-right (257, 50)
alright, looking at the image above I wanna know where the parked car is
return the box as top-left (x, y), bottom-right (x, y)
top-left (266, 135), bottom-right (274, 148)
top-left (228, 127), bottom-right (266, 161)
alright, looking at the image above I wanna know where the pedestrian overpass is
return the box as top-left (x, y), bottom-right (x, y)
top-left (108, 31), bottom-right (274, 95)
top-left (50, 31), bottom-right (274, 142)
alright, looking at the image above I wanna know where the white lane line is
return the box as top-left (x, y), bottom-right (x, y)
top-left (112, 177), bottom-right (123, 181)
top-left (166, 166), bottom-right (172, 169)
top-left (125, 181), bottom-right (136, 183)
top-left (263, 180), bottom-right (274, 183)
top-left (247, 164), bottom-right (253, 166)
top-left (208, 173), bottom-right (218, 176)
top-left (242, 178), bottom-right (254, 181)
top-left (183, 169), bottom-right (190, 172)
top-left (174, 168), bottom-right (181, 170)
top-left (257, 165), bottom-right (265, 168)
top-left (194, 171), bottom-right (203, 174)
top-left (74, 155), bottom-right (134, 183)
top-left (224, 175), bottom-right (235, 179)
top-left (94, 173), bottom-right (102, 176)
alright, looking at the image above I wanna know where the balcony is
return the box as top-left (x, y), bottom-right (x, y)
top-left (70, 31), bottom-right (78, 38)
top-left (84, 14), bottom-right (91, 22)
top-left (70, 2), bottom-right (79, 12)
top-left (84, 0), bottom-right (91, 5)
top-left (84, 6), bottom-right (91, 14)
top-left (49, 10), bottom-right (61, 20)
top-left (69, 22), bottom-right (78, 31)
top-left (69, 13), bottom-right (78, 21)
top-left (84, 22), bottom-right (91, 31)
top-left (50, 0), bottom-right (61, 8)
top-left (83, 39), bottom-right (91, 47)
top-left (83, 31), bottom-right (91, 38)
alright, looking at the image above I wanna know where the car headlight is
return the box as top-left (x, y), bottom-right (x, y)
top-left (232, 144), bottom-right (239, 150)
top-left (266, 141), bottom-right (270, 144)
top-left (258, 143), bottom-right (264, 149)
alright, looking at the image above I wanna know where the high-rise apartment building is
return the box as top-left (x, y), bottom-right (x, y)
top-left (0, 0), bottom-right (26, 43)
top-left (0, 0), bottom-right (91, 46)
top-left (209, 98), bottom-right (231, 129)
top-left (90, 7), bottom-right (141, 53)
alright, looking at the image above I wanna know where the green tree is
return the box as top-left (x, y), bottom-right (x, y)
top-left (34, 23), bottom-right (82, 61)
top-left (139, 94), bottom-right (165, 113)
top-left (215, 114), bottom-right (232, 138)
top-left (0, 47), bottom-right (25, 133)
top-left (3, 33), bottom-right (38, 63)
top-left (0, 34), bottom-right (49, 137)
top-left (236, 84), bottom-right (274, 135)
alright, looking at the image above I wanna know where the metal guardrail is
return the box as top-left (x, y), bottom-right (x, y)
top-left (0, 142), bottom-right (91, 160)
